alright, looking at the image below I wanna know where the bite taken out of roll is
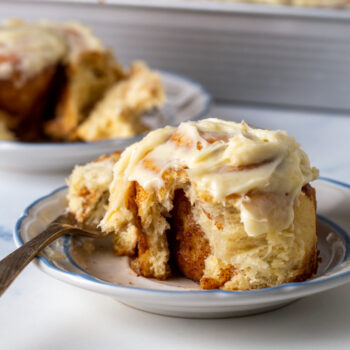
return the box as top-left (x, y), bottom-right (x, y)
top-left (67, 118), bottom-right (319, 290)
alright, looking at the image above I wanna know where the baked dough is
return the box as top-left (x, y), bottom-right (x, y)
top-left (68, 118), bottom-right (319, 290)
top-left (75, 62), bottom-right (165, 141)
top-left (43, 22), bottom-right (125, 141)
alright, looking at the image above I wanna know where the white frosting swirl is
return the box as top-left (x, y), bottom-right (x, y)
top-left (102, 118), bottom-right (318, 237)
top-left (0, 24), bottom-right (66, 83)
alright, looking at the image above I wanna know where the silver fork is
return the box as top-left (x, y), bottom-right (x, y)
top-left (0, 213), bottom-right (109, 297)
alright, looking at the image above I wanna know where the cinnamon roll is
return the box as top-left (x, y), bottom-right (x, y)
top-left (67, 118), bottom-right (319, 290)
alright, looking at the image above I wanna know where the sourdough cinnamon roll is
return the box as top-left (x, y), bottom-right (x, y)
top-left (68, 118), bottom-right (319, 290)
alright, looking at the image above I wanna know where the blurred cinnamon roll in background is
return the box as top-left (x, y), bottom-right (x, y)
top-left (0, 21), bottom-right (66, 140)
top-left (0, 20), bottom-right (164, 142)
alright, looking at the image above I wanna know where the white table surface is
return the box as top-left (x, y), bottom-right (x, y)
top-left (1, 103), bottom-right (350, 350)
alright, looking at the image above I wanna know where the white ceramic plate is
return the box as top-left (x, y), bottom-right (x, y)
top-left (14, 178), bottom-right (350, 318)
top-left (0, 71), bottom-right (211, 173)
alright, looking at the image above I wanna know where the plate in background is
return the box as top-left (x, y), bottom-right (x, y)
top-left (0, 71), bottom-right (211, 173)
top-left (14, 178), bottom-right (350, 318)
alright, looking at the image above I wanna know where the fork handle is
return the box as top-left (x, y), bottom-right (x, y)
top-left (0, 226), bottom-right (71, 297)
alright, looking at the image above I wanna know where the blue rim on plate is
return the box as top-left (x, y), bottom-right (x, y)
top-left (13, 177), bottom-right (350, 295)
top-left (0, 70), bottom-right (212, 148)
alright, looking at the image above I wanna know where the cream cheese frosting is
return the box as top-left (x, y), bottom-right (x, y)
top-left (0, 20), bottom-right (105, 84)
top-left (102, 118), bottom-right (318, 237)
top-left (0, 23), bottom-right (66, 83)
top-left (41, 21), bottom-right (105, 63)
